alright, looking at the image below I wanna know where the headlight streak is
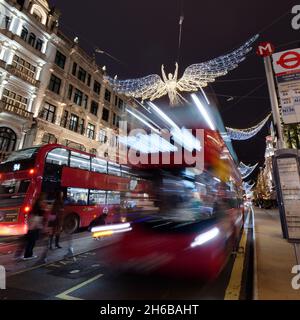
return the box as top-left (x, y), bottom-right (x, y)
top-left (190, 227), bottom-right (220, 248)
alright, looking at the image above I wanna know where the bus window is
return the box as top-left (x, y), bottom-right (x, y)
top-left (108, 162), bottom-right (121, 176)
top-left (66, 187), bottom-right (88, 205)
top-left (0, 179), bottom-right (30, 208)
top-left (89, 190), bottom-right (106, 205)
top-left (91, 157), bottom-right (107, 174)
top-left (70, 152), bottom-right (90, 171)
top-left (107, 191), bottom-right (121, 205)
top-left (46, 148), bottom-right (69, 166)
top-left (120, 165), bottom-right (131, 178)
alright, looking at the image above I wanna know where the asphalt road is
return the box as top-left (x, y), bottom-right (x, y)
top-left (0, 208), bottom-right (254, 300)
top-left (0, 240), bottom-right (238, 300)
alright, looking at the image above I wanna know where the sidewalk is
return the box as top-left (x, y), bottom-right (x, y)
top-left (254, 207), bottom-right (300, 300)
top-left (0, 232), bottom-right (118, 277)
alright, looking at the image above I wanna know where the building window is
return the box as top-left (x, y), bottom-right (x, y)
top-left (61, 110), bottom-right (68, 128)
top-left (2, 89), bottom-right (28, 110)
top-left (64, 141), bottom-right (86, 152)
top-left (83, 94), bottom-right (88, 109)
top-left (55, 50), bottom-right (66, 69)
top-left (35, 39), bottom-right (44, 52)
top-left (93, 81), bottom-right (101, 95)
top-left (12, 55), bottom-right (36, 79)
top-left (116, 115), bottom-right (121, 128)
top-left (41, 102), bottom-right (56, 123)
top-left (110, 136), bottom-right (119, 148)
top-left (69, 114), bottom-right (79, 132)
top-left (99, 129), bottom-right (107, 144)
top-left (20, 27), bottom-right (28, 41)
top-left (87, 74), bottom-right (91, 87)
top-left (114, 96), bottom-right (118, 106)
top-left (48, 74), bottom-right (62, 94)
top-left (113, 113), bottom-right (116, 126)
top-left (42, 133), bottom-right (57, 144)
top-left (28, 33), bottom-right (36, 47)
top-left (72, 62), bottom-right (77, 76)
top-left (0, 127), bottom-right (17, 152)
top-left (78, 67), bottom-right (87, 83)
top-left (87, 123), bottom-right (95, 139)
top-left (32, 10), bottom-right (43, 23)
top-left (4, 16), bottom-right (12, 30)
top-left (68, 84), bottom-right (73, 100)
top-left (102, 108), bottom-right (110, 122)
top-left (73, 88), bottom-right (83, 106)
top-left (104, 89), bottom-right (111, 102)
top-left (118, 98), bottom-right (124, 110)
top-left (79, 119), bottom-right (85, 135)
top-left (90, 101), bottom-right (98, 116)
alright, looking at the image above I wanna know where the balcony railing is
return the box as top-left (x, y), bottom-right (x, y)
top-left (0, 101), bottom-right (33, 121)
top-left (6, 65), bottom-right (40, 87)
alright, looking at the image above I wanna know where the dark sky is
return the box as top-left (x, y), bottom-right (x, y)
top-left (48, 0), bottom-right (299, 180)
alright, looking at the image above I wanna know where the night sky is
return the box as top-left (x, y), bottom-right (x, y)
top-left (48, 0), bottom-right (299, 180)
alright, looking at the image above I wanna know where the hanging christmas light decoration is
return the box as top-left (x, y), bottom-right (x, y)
top-left (105, 35), bottom-right (259, 105)
top-left (243, 181), bottom-right (255, 192)
top-left (238, 162), bottom-right (258, 180)
top-left (226, 114), bottom-right (271, 141)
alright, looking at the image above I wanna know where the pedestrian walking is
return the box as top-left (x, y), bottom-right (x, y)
top-left (49, 191), bottom-right (64, 250)
top-left (23, 195), bottom-right (45, 260)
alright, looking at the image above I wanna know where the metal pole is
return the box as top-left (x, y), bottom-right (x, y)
top-left (264, 56), bottom-right (285, 149)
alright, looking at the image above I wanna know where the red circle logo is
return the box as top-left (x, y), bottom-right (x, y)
top-left (276, 51), bottom-right (300, 69)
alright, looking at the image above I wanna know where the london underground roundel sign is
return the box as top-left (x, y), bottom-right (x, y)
top-left (276, 51), bottom-right (300, 70)
top-left (272, 48), bottom-right (300, 75)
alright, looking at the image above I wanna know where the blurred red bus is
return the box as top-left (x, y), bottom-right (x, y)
top-left (0, 144), bottom-right (152, 236)
top-left (98, 129), bottom-right (245, 280)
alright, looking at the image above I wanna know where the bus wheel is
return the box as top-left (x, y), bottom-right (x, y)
top-left (63, 214), bottom-right (79, 234)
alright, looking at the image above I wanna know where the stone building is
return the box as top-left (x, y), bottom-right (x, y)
top-left (0, 0), bottom-right (135, 162)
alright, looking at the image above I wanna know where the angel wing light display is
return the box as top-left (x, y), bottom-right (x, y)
top-left (105, 35), bottom-right (259, 105)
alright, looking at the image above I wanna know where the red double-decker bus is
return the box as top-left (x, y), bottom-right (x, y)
top-left (0, 144), bottom-right (152, 236)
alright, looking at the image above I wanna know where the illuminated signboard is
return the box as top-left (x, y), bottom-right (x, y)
top-left (273, 150), bottom-right (300, 241)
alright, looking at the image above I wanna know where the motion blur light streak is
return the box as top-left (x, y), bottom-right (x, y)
top-left (148, 101), bottom-right (179, 129)
top-left (190, 227), bottom-right (220, 248)
top-left (126, 108), bottom-right (160, 134)
top-left (148, 101), bottom-right (202, 152)
top-left (200, 87), bottom-right (210, 105)
top-left (170, 128), bottom-right (202, 152)
top-left (92, 223), bottom-right (132, 238)
top-left (91, 223), bottom-right (131, 233)
top-left (191, 94), bottom-right (215, 131)
top-left (119, 134), bottom-right (177, 153)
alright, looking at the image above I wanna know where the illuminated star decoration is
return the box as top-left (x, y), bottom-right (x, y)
top-left (238, 162), bottom-right (258, 180)
top-left (226, 114), bottom-right (271, 141)
top-left (105, 35), bottom-right (259, 105)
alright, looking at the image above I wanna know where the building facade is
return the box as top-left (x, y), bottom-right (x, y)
top-left (0, 0), bottom-right (134, 162)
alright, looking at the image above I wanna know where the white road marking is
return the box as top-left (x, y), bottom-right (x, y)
top-left (69, 270), bottom-right (80, 274)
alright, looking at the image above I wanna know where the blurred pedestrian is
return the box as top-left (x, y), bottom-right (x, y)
top-left (49, 191), bottom-right (64, 250)
top-left (23, 195), bottom-right (45, 260)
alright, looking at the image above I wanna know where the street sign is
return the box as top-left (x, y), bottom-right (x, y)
top-left (256, 42), bottom-right (275, 57)
top-left (273, 149), bottom-right (300, 242)
top-left (273, 49), bottom-right (300, 76)
top-left (272, 48), bottom-right (300, 124)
